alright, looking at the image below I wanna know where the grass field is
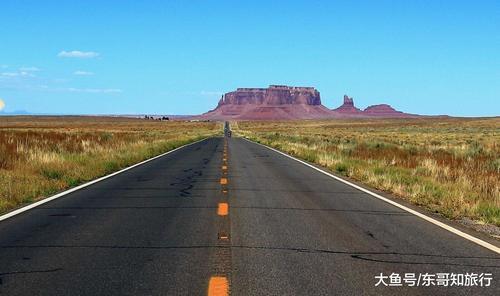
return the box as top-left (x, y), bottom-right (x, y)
top-left (234, 118), bottom-right (500, 229)
top-left (0, 116), bottom-right (220, 213)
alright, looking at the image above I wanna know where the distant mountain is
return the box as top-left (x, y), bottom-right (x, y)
top-left (332, 95), bottom-right (363, 115)
top-left (199, 85), bottom-right (418, 120)
top-left (333, 95), bottom-right (418, 118)
top-left (0, 110), bottom-right (30, 115)
top-left (200, 85), bottom-right (332, 120)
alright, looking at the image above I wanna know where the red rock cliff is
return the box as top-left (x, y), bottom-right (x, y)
top-left (200, 87), bottom-right (419, 120)
top-left (219, 85), bottom-right (321, 106)
top-left (202, 85), bottom-right (331, 120)
top-left (332, 95), bottom-right (417, 118)
top-left (333, 95), bottom-right (362, 114)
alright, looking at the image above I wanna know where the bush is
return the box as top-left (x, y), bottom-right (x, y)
top-left (335, 163), bottom-right (348, 174)
top-left (41, 168), bottom-right (63, 180)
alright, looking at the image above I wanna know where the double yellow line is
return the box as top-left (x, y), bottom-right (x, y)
top-left (208, 138), bottom-right (230, 296)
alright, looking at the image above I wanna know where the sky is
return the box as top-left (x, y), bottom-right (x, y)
top-left (0, 0), bottom-right (498, 116)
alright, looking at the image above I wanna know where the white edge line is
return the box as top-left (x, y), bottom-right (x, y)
top-left (243, 137), bottom-right (500, 255)
top-left (0, 138), bottom-right (209, 222)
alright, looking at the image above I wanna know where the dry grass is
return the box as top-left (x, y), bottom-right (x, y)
top-left (234, 118), bottom-right (500, 226)
top-left (0, 116), bottom-right (220, 213)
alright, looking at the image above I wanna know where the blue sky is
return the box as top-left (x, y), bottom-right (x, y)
top-left (0, 0), bottom-right (498, 116)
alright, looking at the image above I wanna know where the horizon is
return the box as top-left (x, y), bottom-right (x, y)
top-left (1, 1), bottom-right (499, 117)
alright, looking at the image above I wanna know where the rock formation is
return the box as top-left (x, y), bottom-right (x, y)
top-left (332, 95), bottom-right (416, 118)
top-left (332, 95), bottom-right (363, 114)
top-left (363, 104), bottom-right (404, 116)
top-left (218, 85), bottom-right (321, 106)
top-left (199, 85), bottom-right (418, 120)
top-left (202, 85), bottom-right (332, 120)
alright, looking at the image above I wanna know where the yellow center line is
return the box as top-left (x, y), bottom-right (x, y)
top-left (208, 276), bottom-right (228, 296)
top-left (217, 202), bottom-right (229, 216)
top-left (222, 165), bottom-right (227, 170)
top-left (220, 178), bottom-right (228, 185)
top-left (218, 232), bottom-right (229, 240)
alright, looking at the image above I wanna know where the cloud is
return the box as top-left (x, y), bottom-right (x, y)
top-left (0, 83), bottom-right (122, 94)
top-left (19, 66), bottom-right (40, 72)
top-left (1, 72), bottom-right (20, 77)
top-left (65, 87), bottom-right (122, 94)
top-left (73, 70), bottom-right (94, 76)
top-left (0, 67), bottom-right (38, 79)
top-left (1, 71), bottom-right (33, 77)
top-left (58, 50), bottom-right (100, 58)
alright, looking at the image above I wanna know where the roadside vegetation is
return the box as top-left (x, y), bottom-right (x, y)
top-left (234, 118), bottom-right (500, 228)
top-left (0, 116), bottom-right (220, 213)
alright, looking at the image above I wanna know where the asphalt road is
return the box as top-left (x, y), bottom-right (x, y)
top-left (0, 136), bottom-right (498, 295)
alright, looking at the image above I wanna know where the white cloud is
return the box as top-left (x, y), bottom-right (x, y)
top-left (73, 70), bottom-right (94, 76)
top-left (1, 71), bottom-right (33, 77)
top-left (0, 67), bottom-right (38, 79)
top-left (1, 72), bottom-right (20, 77)
top-left (0, 84), bottom-right (122, 94)
top-left (65, 87), bottom-right (122, 94)
top-left (19, 66), bottom-right (40, 72)
top-left (58, 50), bottom-right (100, 58)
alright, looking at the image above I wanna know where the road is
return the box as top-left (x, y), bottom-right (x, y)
top-left (0, 135), bottom-right (498, 295)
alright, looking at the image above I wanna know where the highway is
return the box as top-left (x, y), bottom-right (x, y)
top-left (0, 133), bottom-right (499, 295)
